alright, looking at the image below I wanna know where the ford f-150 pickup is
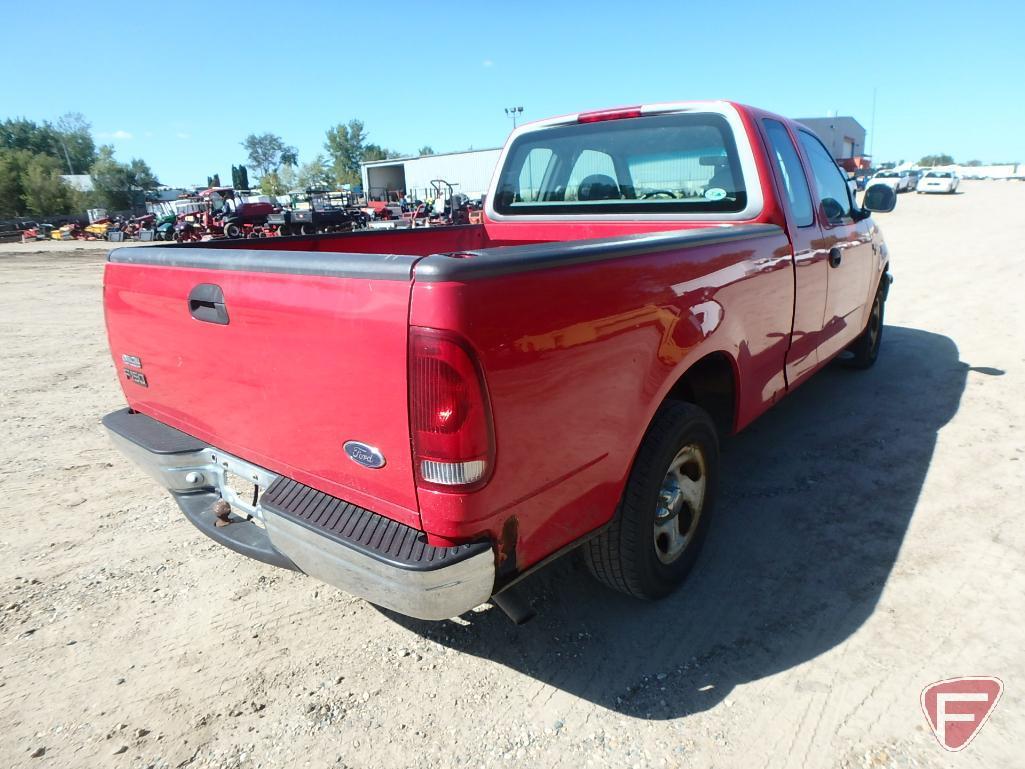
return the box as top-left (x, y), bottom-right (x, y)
top-left (102, 101), bottom-right (896, 621)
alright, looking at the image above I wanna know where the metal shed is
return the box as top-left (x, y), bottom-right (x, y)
top-left (361, 148), bottom-right (502, 202)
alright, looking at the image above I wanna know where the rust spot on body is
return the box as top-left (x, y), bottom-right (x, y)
top-left (496, 516), bottom-right (519, 578)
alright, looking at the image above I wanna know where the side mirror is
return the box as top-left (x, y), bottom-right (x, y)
top-left (862, 183), bottom-right (897, 213)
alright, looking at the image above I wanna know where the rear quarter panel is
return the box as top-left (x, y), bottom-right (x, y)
top-left (410, 229), bottom-right (794, 571)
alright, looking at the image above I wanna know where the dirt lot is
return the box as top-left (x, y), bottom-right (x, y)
top-left (1, 183), bottom-right (1023, 768)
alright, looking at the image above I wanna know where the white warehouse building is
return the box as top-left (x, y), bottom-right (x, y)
top-left (361, 148), bottom-right (502, 203)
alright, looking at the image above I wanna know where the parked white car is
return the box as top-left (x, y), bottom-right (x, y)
top-left (918, 170), bottom-right (960, 194)
top-left (870, 169), bottom-right (913, 192)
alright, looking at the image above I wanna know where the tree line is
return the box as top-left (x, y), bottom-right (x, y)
top-left (242, 120), bottom-right (435, 195)
top-left (1, 111), bottom-right (440, 217)
top-left (917, 155), bottom-right (1018, 167)
top-left (0, 113), bottom-right (158, 218)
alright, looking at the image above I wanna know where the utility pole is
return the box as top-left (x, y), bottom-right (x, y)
top-left (55, 135), bottom-right (75, 175)
top-left (869, 87), bottom-right (877, 159)
top-left (505, 106), bottom-right (523, 130)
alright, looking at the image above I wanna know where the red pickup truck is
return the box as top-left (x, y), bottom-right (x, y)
top-left (102, 101), bottom-right (896, 622)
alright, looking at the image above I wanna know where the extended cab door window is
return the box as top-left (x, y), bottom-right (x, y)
top-left (797, 131), bottom-right (853, 225)
top-left (763, 120), bottom-right (814, 227)
top-left (798, 129), bottom-right (874, 354)
top-left (762, 118), bottom-right (826, 383)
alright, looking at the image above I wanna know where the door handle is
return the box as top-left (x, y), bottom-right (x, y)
top-left (828, 247), bottom-right (843, 268)
top-left (188, 283), bottom-right (229, 325)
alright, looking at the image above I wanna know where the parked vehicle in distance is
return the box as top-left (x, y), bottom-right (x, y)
top-left (154, 213), bottom-right (177, 240)
top-left (270, 190), bottom-right (367, 236)
top-left (102, 100), bottom-right (896, 622)
top-left (906, 169), bottom-right (923, 190)
top-left (918, 170), bottom-right (960, 194)
top-left (219, 201), bottom-right (276, 238)
top-left (871, 169), bottom-right (912, 192)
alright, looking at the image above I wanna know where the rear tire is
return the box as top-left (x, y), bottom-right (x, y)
top-left (843, 278), bottom-right (885, 369)
top-left (584, 401), bottom-right (718, 599)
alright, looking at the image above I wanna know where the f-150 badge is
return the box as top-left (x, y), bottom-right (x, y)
top-left (123, 368), bottom-right (148, 387)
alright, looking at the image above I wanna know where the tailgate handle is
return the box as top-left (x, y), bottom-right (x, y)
top-left (188, 283), bottom-right (229, 325)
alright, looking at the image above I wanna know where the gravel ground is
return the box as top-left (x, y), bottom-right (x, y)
top-left (1, 182), bottom-right (1023, 768)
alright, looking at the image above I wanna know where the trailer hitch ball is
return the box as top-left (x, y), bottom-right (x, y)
top-left (212, 499), bottom-right (232, 527)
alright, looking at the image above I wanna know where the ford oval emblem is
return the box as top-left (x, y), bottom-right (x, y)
top-left (343, 441), bottom-right (386, 469)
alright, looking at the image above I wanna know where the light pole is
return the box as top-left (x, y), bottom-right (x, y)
top-left (505, 106), bottom-right (523, 129)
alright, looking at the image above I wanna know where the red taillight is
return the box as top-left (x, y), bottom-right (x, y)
top-left (577, 106), bottom-right (643, 124)
top-left (409, 328), bottom-right (495, 491)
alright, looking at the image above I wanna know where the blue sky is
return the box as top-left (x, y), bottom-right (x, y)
top-left (3, 0), bottom-right (1021, 187)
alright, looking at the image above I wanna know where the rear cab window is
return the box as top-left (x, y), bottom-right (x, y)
top-left (492, 110), bottom-right (754, 217)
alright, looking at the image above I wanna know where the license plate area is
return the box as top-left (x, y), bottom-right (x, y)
top-left (225, 470), bottom-right (258, 511)
top-left (207, 451), bottom-right (278, 523)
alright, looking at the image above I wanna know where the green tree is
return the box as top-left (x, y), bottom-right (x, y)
top-left (90, 147), bottom-right (159, 210)
top-left (241, 133), bottom-right (298, 179)
top-left (53, 112), bottom-right (97, 174)
top-left (259, 170), bottom-right (285, 196)
top-left (128, 158), bottom-right (158, 190)
top-left (278, 164), bottom-right (298, 191)
top-left (418, 146), bottom-right (435, 156)
top-left (231, 165), bottom-right (250, 190)
top-left (919, 153), bottom-right (955, 167)
top-left (0, 118), bottom-right (60, 157)
top-left (363, 144), bottom-right (401, 162)
top-left (297, 154), bottom-right (333, 189)
top-left (0, 149), bottom-right (30, 215)
top-left (21, 153), bottom-right (71, 215)
top-left (66, 186), bottom-right (95, 215)
top-left (964, 159), bottom-right (983, 167)
top-left (324, 120), bottom-right (402, 187)
top-left (324, 119), bottom-right (367, 187)
top-left (0, 114), bottom-right (97, 174)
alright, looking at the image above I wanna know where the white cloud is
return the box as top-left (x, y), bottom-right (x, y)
top-left (98, 129), bottom-right (133, 140)
top-left (175, 132), bottom-right (191, 140)
top-left (482, 59), bottom-right (494, 68)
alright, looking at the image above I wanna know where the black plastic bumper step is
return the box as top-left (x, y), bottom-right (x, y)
top-left (260, 477), bottom-right (490, 572)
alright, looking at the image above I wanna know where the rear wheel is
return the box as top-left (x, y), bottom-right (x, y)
top-left (300, 223), bottom-right (316, 236)
top-left (584, 401), bottom-right (718, 599)
top-left (223, 222), bottom-right (242, 239)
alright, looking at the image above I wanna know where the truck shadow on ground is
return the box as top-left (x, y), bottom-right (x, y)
top-left (385, 325), bottom-right (970, 719)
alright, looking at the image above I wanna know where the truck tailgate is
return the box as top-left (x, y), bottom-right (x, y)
top-left (103, 247), bottom-right (421, 528)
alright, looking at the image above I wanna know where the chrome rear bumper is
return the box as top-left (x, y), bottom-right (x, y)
top-left (102, 409), bottom-right (495, 620)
